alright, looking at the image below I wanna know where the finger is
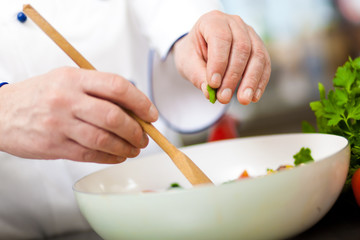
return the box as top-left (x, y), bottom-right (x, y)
top-left (185, 56), bottom-right (209, 97)
top-left (76, 69), bottom-right (158, 122)
top-left (237, 26), bottom-right (268, 105)
top-left (65, 118), bottom-right (141, 159)
top-left (216, 16), bottom-right (252, 104)
top-left (203, 13), bottom-right (232, 88)
top-left (72, 95), bottom-right (148, 148)
top-left (61, 139), bottom-right (126, 164)
top-left (252, 55), bottom-right (271, 102)
top-left (248, 26), bottom-right (271, 102)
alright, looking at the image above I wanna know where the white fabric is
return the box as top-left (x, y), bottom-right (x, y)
top-left (151, 50), bottom-right (226, 133)
top-left (0, 0), bottom-right (224, 238)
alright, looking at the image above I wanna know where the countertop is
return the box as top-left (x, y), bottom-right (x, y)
top-left (291, 191), bottom-right (360, 240)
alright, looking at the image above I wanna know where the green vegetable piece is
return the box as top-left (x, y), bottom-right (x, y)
top-left (207, 84), bottom-right (217, 104)
top-left (293, 147), bottom-right (314, 166)
top-left (168, 182), bottom-right (182, 189)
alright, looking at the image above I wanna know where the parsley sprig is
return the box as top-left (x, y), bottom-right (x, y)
top-left (293, 147), bottom-right (314, 166)
top-left (302, 57), bottom-right (360, 190)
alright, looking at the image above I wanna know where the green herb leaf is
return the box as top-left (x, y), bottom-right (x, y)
top-left (305, 56), bottom-right (360, 190)
top-left (333, 64), bottom-right (355, 92)
top-left (168, 182), bottom-right (182, 189)
top-left (318, 82), bottom-right (326, 100)
top-left (293, 147), bottom-right (314, 166)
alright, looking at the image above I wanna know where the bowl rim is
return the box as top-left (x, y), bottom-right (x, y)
top-left (72, 132), bottom-right (350, 196)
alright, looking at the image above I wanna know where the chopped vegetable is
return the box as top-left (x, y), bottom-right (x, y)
top-left (302, 56), bottom-right (360, 191)
top-left (237, 147), bottom-right (312, 180)
top-left (149, 148), bottom-right (313, 192)
top-left (293, 147), bottom-right (314, 166)
top-left (238, 170), bottom-right (249, 179)
top-left (207, 84), bottom-right (217, 104)
top-left (169, 182), bottom-right (182, 189)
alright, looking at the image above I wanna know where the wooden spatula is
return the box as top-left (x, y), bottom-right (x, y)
top-left (23, 4), bottom-right (213, 186)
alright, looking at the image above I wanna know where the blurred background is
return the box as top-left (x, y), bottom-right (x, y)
top-left (182, 0), bottom-right (360, 145)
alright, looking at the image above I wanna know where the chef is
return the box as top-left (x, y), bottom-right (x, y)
top-left (0, 0), bottom-right (271, 238)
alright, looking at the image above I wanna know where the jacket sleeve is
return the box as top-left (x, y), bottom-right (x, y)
top-left (129, 0), bottom-right (223, 58)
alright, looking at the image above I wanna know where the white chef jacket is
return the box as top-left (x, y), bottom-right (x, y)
top-left (0, 0), bottom-right (226, 238)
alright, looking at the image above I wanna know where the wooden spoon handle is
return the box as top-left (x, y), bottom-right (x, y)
top-left (23, 4), bottom-right (212, 185)
top-left (130, 113), bottom-right (212, 185)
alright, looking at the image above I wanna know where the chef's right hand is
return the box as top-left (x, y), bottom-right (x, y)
top-left (0, 67), bottom-right (158, 164)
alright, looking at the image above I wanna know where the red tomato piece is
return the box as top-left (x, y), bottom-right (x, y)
top-left (208, 115), bottom-right (239, 142)
top-left (238, 170), bottom-right (249, 179)
top-left (352, 168), bottom-right (360, 207)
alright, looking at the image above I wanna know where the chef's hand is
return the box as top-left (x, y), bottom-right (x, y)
top-left (173, 10), bottom-right (271, 105)
top-left (0, 67), bottom-right (158, 164)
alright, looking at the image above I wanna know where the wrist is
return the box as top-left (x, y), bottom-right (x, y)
top-left (0, 82), bottom-right (10, 153)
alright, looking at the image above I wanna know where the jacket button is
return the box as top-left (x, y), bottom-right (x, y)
top-left (17, 12), bottom-right (27, 23)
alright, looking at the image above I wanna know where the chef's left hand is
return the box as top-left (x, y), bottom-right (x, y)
top-left (173, 10), bottom-right (271, 105)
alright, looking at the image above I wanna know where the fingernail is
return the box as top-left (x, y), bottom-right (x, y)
top-left (211, 73), bottom-right (222, 87)
top-left (221, 88), bottom-right (232, 102)
top-left (201, 82), bottom-right (208, 96)
top-left (244, 88), bottom-right (254, 102)
top-left (140, 132), bottom-right (148, 147)
top-left (131, 148), bottom-right (140, 156)
top-left (149, 104), bottom-right (158, 120)
top-left (117, 156), bottom-right (126, 163)
top-left (254, 88), bottom-right (262, 101)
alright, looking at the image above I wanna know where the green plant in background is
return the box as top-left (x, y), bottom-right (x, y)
top-left (302, 57), bottom-right (360, 190)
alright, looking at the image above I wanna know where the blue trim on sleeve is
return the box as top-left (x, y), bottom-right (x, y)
top-left (0, 82), bottom-right (9, 88)
top-left (161, 33), bottom-right (188, 61)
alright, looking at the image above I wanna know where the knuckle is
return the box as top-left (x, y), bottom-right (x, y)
top-left (81, 149), bottom-right (98, 162)
top-left (253, 48), bottom-right (267, 65)
top-left (213, 55), bottom-right (229, 66)
top-left (204, 10), bottom-right (223, 19)
top-left (41, 115), bottom-right (59, 129)
top-left (46, 90), bottom-right (65, 108)
top-left (237, 41), bottom-right (251, 58)
top-left (136, 98), bottom-right (152, 116)
top-left (56, 67), bottom-right (77, 83)
top-left (214, 32), bottom-right (232, 44)
top-left (109, 75), bottom-right (129, 96)
top-left (118, 144), bottom-right (139, 158)
top-left (105, 107), bottom-right (122, 128)
top-left (247, 75), bottom-right (259, 86)
top-left (59, 66), bottom-right (74, 75)
top-left (132, 126), bottom-right (144, 145)
top-left (141, 98), bottom-right (152, 111)
top-left (116, 157), bottom-right (127, 163)
top-left (130, 148), bottom-right (141, 158)
top-left (232, 15), bottom-right (245, 24)
top-left (228, 71), bottom-right (242, 83)
top-left (93, 130), bottom-right (110, 149)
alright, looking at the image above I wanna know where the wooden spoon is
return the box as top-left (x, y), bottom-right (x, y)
top-left (23, 4), bottom-right (213, 186)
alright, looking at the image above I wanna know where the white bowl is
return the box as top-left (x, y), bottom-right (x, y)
top-left (73, 133), bottom-right (350, 240)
